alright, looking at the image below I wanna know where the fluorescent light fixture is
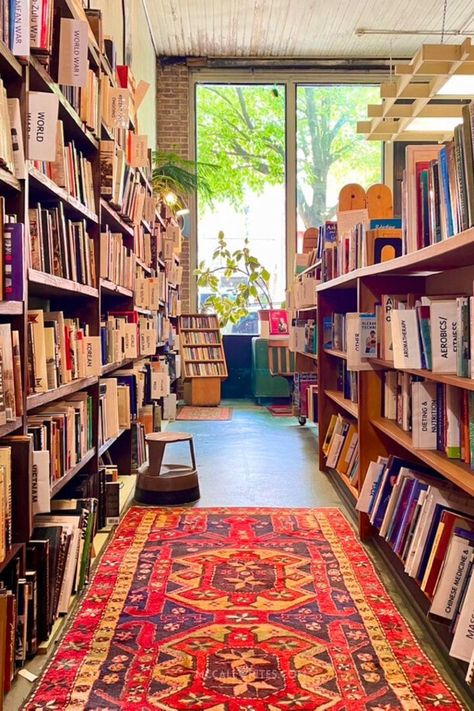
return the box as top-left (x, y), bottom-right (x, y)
top-left (436, 75), bottom-right (474, 95)
top-left (176, 208), bottom-right (190, 216)
top-left (405, 116), bottom-right (463, 131)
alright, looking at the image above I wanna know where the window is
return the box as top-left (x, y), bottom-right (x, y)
top-left (296, 84), bottom-right (382, 241)
top-left (195, 83), bottom-right (286, 334)
top-left (193, 77), bottom-right (384, 324)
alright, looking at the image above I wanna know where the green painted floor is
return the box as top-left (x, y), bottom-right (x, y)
top-left (167, 400), bottom-right (338, 508)
top-left (7, 400), bottom-right (472, 709)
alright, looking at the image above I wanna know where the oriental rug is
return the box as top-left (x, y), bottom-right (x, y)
top-left (26, 507), bottom-right (463, 710)
top-left (176, 406), bottom-right (232, 421)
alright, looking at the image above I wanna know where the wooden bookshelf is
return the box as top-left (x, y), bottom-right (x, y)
top-left (28, 269), bottom-right (99, 299)
top-left (27, 377), bottom-right (99, 411)
top-left (50, 447), bottom-right (96, 497)
top-left (0, 11), bottom-right (183, 699)
top-left (179, 314), bottom-right (228, 405)
top-left (325, 390), bottom-right (358, 418)
top-left (317, 218), bottom-right (474, 700)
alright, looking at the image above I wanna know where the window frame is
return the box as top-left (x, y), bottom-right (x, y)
top-left (189, 70), bottom-right (391, 311)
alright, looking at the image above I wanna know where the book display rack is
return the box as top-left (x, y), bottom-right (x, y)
top-left (179, 314), bottom-right (228, 406)
top-left (0, 1), bottom-right (182, 698)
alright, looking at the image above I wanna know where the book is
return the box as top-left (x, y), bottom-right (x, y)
top-left (411, 380), bottom-right (437, 449)
top-left (430, 299), bottom-right (458, 374)
top-left (391, 309), bottom-right (423, 369)
top-left (449, 561), bottom-right (474, 661)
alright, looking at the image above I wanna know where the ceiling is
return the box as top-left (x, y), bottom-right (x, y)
top-left (144, 0), bottom-right (474, 60)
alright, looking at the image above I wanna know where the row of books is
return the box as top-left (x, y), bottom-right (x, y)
top-left (100, 314), bottom-right (138, 365)
top-left (0, 208), bottom-right (24, 301)
top-left (325, 291), bottom-right (474, 377)
top-left (167, 289), bottom-right (181, 319)
top-left (323, 218), bottom-right (403, 282)
top-left (32, 123), bottom-right (96, 214)
top-left (29, 204), bottom-right (96, 286)
top-left (287, 267), bottom-right (319, 309)
top-left (337, 359), bottom-right (358, 404)
top-left (323, 311), bottom-right (377, 363)
top-left (182, 331), bottom-right (220, 345)
top-left (27, 310), bottom-right (101, 395)
top-left (133, 223), bottom-right (153, 268)
top-left (135, 275), bottom-right (165, 310)
top-left (183, 347), bottom-right (222, 360)
top-left (322, 413), bottom-right (359, 483)
top-left (383, 295), bottom-right (473, 377)
top-left (293, 372), bottom-right (318, 420)
top-left (0, 84), bottom-right (23, 179)
top-left (384, 375), bottom-right (474, 466)
top-left (1, 1), bottom-right (53, 55)
top-left (28, 393), bottom-right (93, 492)
top-left (403, 111), bottom-right (474, 253)
top-left (100, 311), bottom-right (170, 366)
top-left (185, 362), bottom-right (226, 377)
top-left (180, 315), bottom-right (218, 329)
top-left (357, 455), bottom-right (474, 671)
top-left (99, 228), bottom-right (135, 290)
top-left (100, 142), bottom-right (155, 225)
top-left (0, 324), bottom-right (22, 422)
top-left (99, 378), bottom-right (131, 445)
top-left (289, 319), bottom-right (317, 354)
top-left (1, 494), bottom-right (97, 695)
top-left (60, 67), bottom-right (100, 137)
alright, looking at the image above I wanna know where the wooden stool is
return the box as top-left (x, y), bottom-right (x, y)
top-left (134, 432), bottom-right (200, 505)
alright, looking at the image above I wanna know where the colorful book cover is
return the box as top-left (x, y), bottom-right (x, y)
top-left (268, 309), bottom-right (289, 337)
top-left (3, 223), bottom-right (24, 301)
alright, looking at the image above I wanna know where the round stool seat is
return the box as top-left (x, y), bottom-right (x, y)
top-left (135, 433), bottom-right (200, 505)
top-left (146, 432), bottom-right (193, 443)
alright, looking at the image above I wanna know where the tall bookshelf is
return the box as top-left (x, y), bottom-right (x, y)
top-left (179, 314), bottom-right (227, 406)
top-left (0, 1), bottom-right (182, 698)
top-left (317, 230), bottom-right (474, 699)
top-left (287, 261), bottom-right (320, 423)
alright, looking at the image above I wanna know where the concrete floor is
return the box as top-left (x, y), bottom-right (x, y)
top-left (6, 400), bottom-right (472, 709)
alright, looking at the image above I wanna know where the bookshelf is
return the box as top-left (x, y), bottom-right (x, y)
top-left (0, 3), bottom-right (183, 701)
top-left (287, 262), bottom-right (320, 424)
top-left (179, 314), bottom-right (228, 406)
top-left (317, 230), bottom-right (474, 699)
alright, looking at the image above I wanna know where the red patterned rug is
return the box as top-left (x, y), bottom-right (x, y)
top-left (177, 406), bottom-right (232, 421)
top-left (26, 508), bottom-right (464, 710)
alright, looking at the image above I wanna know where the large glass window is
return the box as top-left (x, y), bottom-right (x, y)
top-left (195, 83), bottom-right (286, 334)
top-left (296, 84), bottom-right (382, 239)
top-left (194, 79), bottom-right (383, 326)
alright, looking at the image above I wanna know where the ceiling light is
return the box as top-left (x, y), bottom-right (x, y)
top-left (436, 74), bottom-right (474, 95)
top-left (405, 116), bottom-right (463, 131)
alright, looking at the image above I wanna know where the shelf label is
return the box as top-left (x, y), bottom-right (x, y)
top-left (27, 92), bottom-right (59, 162)
top-left (110, 89), bottom-right (129, 128)
top-left (130, 134), bottom-right (148, 167)
top-left (58, 18), bottom-right (88, 87)
top-left (135, 80), bottom-right (150, 110)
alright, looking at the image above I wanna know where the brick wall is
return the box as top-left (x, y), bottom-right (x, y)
top-left (156, 62), bottom-right (191, 311)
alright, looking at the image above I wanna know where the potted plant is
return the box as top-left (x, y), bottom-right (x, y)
top-left (194, 230), bottom-right (273, 333)
top-left (151, 150), bottom-right (214, 213)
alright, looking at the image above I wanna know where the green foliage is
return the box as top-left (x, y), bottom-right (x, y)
top-left (196, 83), bottom-right (381, 227)
top-left (194, 230), bottom-right (273, 327)
top-left (151, 150), bottom-right (217, 210)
